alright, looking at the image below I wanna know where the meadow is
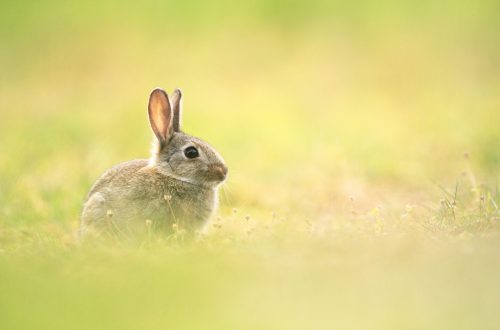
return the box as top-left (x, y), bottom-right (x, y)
top-left (0, 0), bottom-right (499, 329)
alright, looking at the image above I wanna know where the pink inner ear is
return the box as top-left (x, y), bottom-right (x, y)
top-left (148, 89), bottom-right (172, 142)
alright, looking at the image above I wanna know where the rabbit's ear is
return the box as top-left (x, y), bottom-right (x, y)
top-left (170, 88), bottom-right (182, 132)
top-left (148, 88), bottom-right (173, 145)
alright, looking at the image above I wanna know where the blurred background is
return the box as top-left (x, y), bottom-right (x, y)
top-left (0, 0), bottom-right (499, 329)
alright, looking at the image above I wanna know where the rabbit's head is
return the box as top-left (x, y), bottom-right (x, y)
top-left (147, 88), bottom-right (227, 189)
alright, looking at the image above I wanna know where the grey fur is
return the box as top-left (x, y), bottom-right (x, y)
top-left (80, 88), bottom-right (227, 238)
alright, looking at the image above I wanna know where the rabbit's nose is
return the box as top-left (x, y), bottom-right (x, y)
top-left (220, 164), bottom-right (228, 177)
top-left (209, 164), bottom-right (228, 181)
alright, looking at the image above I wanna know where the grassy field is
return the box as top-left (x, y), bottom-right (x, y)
top-left (1, 0), bottom-right (499, 329)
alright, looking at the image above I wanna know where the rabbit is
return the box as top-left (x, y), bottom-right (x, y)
top-left (80, 88), bottom-right (228, 238)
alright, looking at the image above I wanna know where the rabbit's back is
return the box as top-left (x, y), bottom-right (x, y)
top-left (86, 159), bottom-right (149, 198)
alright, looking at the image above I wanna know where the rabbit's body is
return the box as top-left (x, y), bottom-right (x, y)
top-left (81, 159), bottom-right (217, 235)
top-left (80, 88), bottom-right (226, 237)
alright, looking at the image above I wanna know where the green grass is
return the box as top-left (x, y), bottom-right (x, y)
top-left (0, 0), bottom-right (499, 329)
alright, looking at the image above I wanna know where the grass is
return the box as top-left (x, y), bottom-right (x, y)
top-left (0, 0), bottom-right (499, 329)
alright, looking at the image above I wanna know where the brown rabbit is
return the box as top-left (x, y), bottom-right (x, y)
top-left (80, 88), bottom-right (227, 238)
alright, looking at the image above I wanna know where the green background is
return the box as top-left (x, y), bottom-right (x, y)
top-left (0, 0), bottom-right (499, 329)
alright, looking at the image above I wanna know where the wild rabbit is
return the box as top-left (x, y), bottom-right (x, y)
top-left (80, 88), bottom-right (227, 238)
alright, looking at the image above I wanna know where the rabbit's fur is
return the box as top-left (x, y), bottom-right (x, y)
top-left (80, 88), bottom-right (227, 238)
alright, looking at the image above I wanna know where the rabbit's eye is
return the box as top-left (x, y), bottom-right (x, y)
top-left (184, 146), bottom-right (199, 159)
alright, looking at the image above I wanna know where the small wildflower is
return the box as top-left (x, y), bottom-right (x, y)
top-left (106, 209), bottom-right (114, 218)
top-left (370, 207), bottom-right (380, 217)
top-left (172, 223), bottom-right (179, 230)
top-left (163, 194), bottom-right (172, 202)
